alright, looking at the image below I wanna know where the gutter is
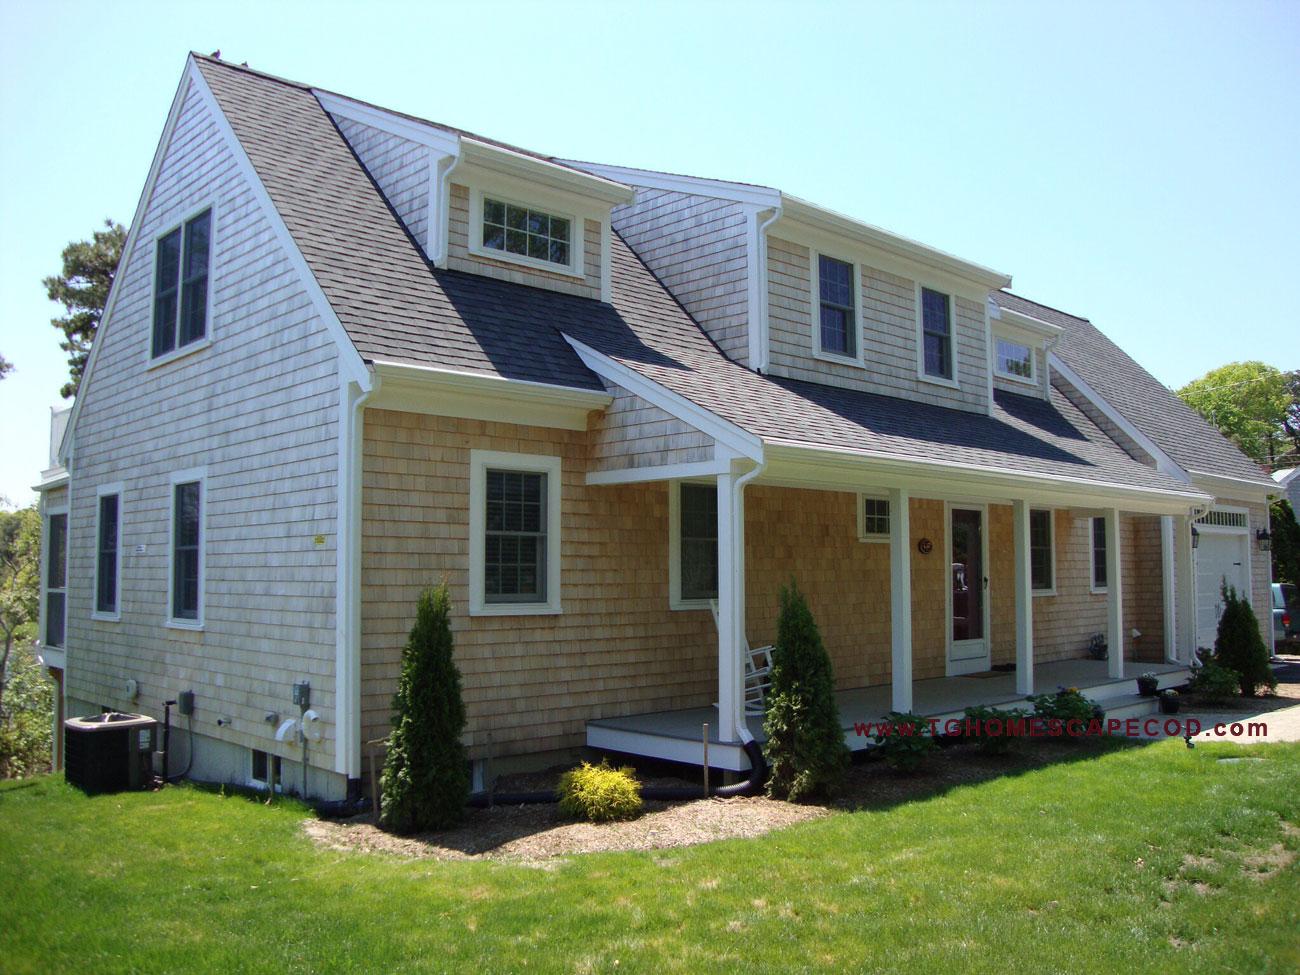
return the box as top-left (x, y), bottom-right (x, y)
top-left (752, 205), bottom-right (782, 374)
top-left (430, 151), bottom-right (463, 269)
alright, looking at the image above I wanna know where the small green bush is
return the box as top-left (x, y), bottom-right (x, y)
top-left (1213, 584), bottom-right (1275, 697)
top-left (873, 711), bottom-right (937, 772)
top-left (1027, 687), bottom-right (1101, 725)
top-left (961, 705), bottom-right (1029, 755)
top-left (557, 761), bottom-right (642, 822)
top-left (0, 642), bottom-right (53, 779)
top-left (1189, 661), bottom-right (1241, 705)
top-left (763, 581), bottom-right (850, 800)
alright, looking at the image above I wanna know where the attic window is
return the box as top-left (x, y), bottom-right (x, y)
top-left (482, 197), bottom-right (571, 268)
top-left (995, 337), bottom-right (1035, 383)
top-left (152, 209), bottom-right (212, 359)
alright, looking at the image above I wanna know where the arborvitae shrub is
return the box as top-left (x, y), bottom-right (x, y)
top-left (1213, 584), bottom-right (1275, 697)
top-left (380, 582), bottom-right (469, 833)
top-left (763, 581), bottom-right (850, 800)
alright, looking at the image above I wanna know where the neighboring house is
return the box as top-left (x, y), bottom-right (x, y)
top-left (33, 55), bottom-right (1278, 800)
top-left (1274, 467), bottom-right (1299, 512)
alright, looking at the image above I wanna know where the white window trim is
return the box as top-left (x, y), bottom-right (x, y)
top-left (1030, 507), bottom-right (1056, 597)
top-left (166, 467), bottom-right (206, 630)
top-left (468, 450), bottom-right (563, 616)
top-left (993, 333), bottom-right (1038, 387)
top-left (915, 283), bottom-right (960, 389)
top-left (856, 492), bottom-right (891, 543)
top-left (467, 186), bottom-right (585, 280)
top-left (145, 203), bottom-right (217, 370)
top-left (248, 749), bottom-right (284, 793)
top-left (808, 248), bottom-right (865, 367)
top-left (1089, 515), bottom-right (1108, 595)
top-left (40, 502), bottom-right (69, 650)
top-left (668, 479), bottom-right (719, 610)
top-left (92, 482), bottom-right (124, 622)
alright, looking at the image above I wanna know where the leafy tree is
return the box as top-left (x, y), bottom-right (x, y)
top-left (1177, 361), bottom-right (1293, 467)
top-left (380, 582), bottom-right (469, 834)
top-left (763, 581), bottom-right (850, 801)
top-left (1212, 584), bottom-right (1274, 697)
top-left (0, 506), bottom-right (41, 718)
top-left (1271, 499), bottom-right (1300, 588)
top-left (44, 220), bottom-right (126, 399)
top-left (0, 354), bottom-right (11, 380)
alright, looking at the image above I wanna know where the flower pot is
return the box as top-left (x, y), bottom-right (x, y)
top-left (1159, 696), bottom-right (1180, 715)
top-left (1137, 677), bottom-right (1160, 697)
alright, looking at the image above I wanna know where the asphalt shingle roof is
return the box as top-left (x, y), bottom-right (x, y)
top-left (196, 55), bottom-right (1202, 500)
top-left (993, 292), bottom-right (1271, 486)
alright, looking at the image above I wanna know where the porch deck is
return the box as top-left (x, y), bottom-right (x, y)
top-left (586, 659), bottom-right (1189, 771)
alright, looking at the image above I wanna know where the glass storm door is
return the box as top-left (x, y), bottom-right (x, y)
top-left (949, 506), bottom-right (990, 673)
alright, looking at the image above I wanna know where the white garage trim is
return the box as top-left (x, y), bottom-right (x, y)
top-left (1193, 506), bottom-right (1252, 651)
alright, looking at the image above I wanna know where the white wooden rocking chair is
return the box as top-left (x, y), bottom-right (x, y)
top-left (709, 600), bottom-right (774, 716)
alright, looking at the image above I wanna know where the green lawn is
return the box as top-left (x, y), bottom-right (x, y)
top-left (2, 740), bottom-right (1298, 974)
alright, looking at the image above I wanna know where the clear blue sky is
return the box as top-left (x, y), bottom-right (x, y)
top-left (1, 0), bottom-right (1296, 506)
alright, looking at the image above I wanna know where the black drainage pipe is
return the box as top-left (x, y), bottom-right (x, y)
top-left (466, 740), bottom-right (768, 808)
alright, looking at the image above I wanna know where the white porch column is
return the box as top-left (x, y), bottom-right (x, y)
top-left (888, 487), bottom-right (913, 713)
top-left (1175, 514), bottom-right (1197, 662)
top-left (715, 467), bottom-right (741, 743)
top-left (1012, 500), bottom-right (1035, 695)
top-left (1160, 516), bottom-right (1178, 663)
top-left (1105, 508), bottom-right (1125, 678)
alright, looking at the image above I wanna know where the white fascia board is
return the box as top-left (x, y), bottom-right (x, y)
top-left (1048, 353), bottom-right (1186, 481)
top-left (992, 306), bottom-right (1065, 340)
top-left (1188, 470), bottom-right (1278, 502)
top-left (460, 140), bottom-right (634, 205)
top-left (561, 335), bottom-right (764, 462)
top-left (760, 441), bottom-right (1211, 515)
top-left (63, 58), bottom-right (378, 468)
top-left (779, 196), bottom-right (1012, 293)
top-left (313, 90), bottom-right (461, 155)
top-left (556, 159), bottom-right (783, 210)
top-left (1272, 467), bottom-right (1297, 486)
top-left (587, 459), bottom-right (734, 486)
top-left (32, 471), bottom-right (70, 492)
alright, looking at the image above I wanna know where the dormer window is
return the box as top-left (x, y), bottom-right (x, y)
top-left (482, 197), bottom-right (571, 268)
top-left (152, 209), bottom-right (212, 360)
top-left (995, 337), bottom-right (1035, 383)
top-left (919, 286), bottom-right (954, 382)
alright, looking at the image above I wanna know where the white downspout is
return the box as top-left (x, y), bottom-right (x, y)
top-left (729, 457), bottom-right (766, 746)
top-left (429, 149), bottom-right (463, 269)
top-left (753, 206), bottom-right (782, 374)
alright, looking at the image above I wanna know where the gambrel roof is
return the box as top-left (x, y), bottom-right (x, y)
top-left (193, 54), bottom-right (1209, 502)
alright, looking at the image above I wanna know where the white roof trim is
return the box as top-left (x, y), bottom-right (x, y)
top-left (1188, 469), bottom-right (1277, 500)
top-left (460, 140), bottom-right (634, 205)
top-left (369, 360), bottom-right (612, 410)
top-left (1272, 467), bottom-right (1298, 486)
top-left (314, 90), bottom-right (460, 154)
top-left (561, 335), bottom-right (764, 462)
top-left (1048, 353), bottom-right (1187, 481)
top-left (558, 159), bottom-right (782, 210)
top-left (990, 305), bottom-right (1065, 339)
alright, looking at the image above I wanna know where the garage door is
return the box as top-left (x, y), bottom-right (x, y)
top-left (1196, 531), bottom-right (1249, 650)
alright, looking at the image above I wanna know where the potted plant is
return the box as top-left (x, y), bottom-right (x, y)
top-left (1087, 633), bottom-right (1108, 661)
top-left (1159, 689), bottom-right (1180, 715)
top-left (1136, 672), bottom-right (1160, 697)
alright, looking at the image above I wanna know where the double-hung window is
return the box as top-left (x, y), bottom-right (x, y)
top-left (152, 209), bottom-right (212, 359)
top-left (817, 254), bottom-right (856, 358)
top-left (44, 511), bottom-right (68, 648)
top-left (481, 197), bottom-right (572, 269)
top-left (1090, 516), bottom-right (1108, 593)
top-left (920, 286), bottom-right (954, 381)
top-left (94, 487), bottom-right (122, 618)
top-left (469, 451), bottom-right (562, 615)
top-left (674, 482), bottom-right (719, 605)
top-left (169, 475), bottom-right (204, 625)
top-left (1029, 509), bottom-right (1054, 593)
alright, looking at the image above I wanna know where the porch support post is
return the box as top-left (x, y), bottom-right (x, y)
top-left (1012, 500), bottom-right (1034, 695)
top-left (889, 487), bottom-right (913, 713)
top-left (1175, 513), bottom-right (1197, 663)
top-left (1105, 508), bottom-right (1124, 679)
top-left (1160, 516), bottom-right (1178, 663)
top-left (715, 466), bottom-right (740, 743)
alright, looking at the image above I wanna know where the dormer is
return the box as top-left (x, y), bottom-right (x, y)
top-left (987, 302), bottom-right (1064, 401)
top-left (316, 93), bottom-right (633, 301)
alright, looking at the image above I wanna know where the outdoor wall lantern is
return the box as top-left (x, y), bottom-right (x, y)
top-left (1190, 525), bottom-right (1200, 550)
top-left (1256, 528), bottom-right (1272, 552)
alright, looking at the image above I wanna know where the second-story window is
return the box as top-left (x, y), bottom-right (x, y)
top-left (818, 255), bottom-right (856, 358)
top-left (921, 287), bottom-right (953, 381)
top-left (152, 209), bottom-right (212, 359)
top-left (482, 198), bottom-right (571, 268)
top-left (996, 337), bottom-right (1034, 381)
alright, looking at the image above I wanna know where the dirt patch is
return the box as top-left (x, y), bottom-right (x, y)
top-left (303, 795), bottom-right (827, 862)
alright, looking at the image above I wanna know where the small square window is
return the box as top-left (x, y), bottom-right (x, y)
top-left (996, 337), bottom-right (1035, 381)
top-left (251, 749), bottom-right (282, 786)
top-left (858, 496), bottom-right (890, 541)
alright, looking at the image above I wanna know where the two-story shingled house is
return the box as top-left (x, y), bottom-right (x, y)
top-left (33, 54), bottom-right (1277, 800)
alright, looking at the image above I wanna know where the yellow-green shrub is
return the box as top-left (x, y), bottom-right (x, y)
top-left (557, 761), bottom-right (642, 822)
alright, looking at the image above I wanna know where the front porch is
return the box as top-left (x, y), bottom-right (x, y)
top-left (587, 659), bottom-right (1190, 771)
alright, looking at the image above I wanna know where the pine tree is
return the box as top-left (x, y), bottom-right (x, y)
top-left (763, 581), bottom-right (850, 800)
top-left (380, 583), bottom-right (469, 833)
top-left (1213, 583), bottom-right (1274, 697)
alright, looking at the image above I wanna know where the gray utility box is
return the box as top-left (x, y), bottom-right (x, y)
top-left (64, 713), bottom-right (158, 794)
